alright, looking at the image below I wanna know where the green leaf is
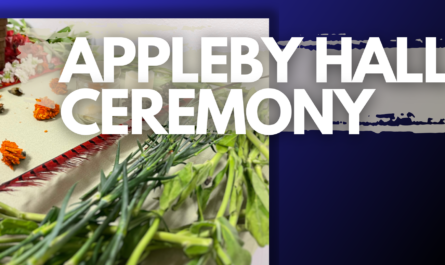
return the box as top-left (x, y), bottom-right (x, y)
top-left (160, 163), bottom-right (193, 211)
top-left (121, 223), bottom-right (150, 259)
top-left (195, 162), bottom-right (212, 186)
top-left (73, 31), bottom-right (91, 38)
top-left (229, 184), bottom-right (243, 224)
top-left (121, 160), bottom-right (130, 221)
top-left (114, 141), bottom-right (121, 170)
top-left (244, 170), bottom-right (269, 247)
top-left (100, 143), bottom-right (129, 195)
top-left (99, 161), bottom-right (131, 265)
top-left (215, 144), bottom-right (229, 153)
top-left (189, 221), bottom-right (215, 235)
top-left (137, 140), bottom-right (143, 153)
top-left (246, 198), bottom-right (269, 246)
top-left (7, 19), bottom-right (21, 29)
top-left (57, 26), bottom-right (72, 33)
top-left (37, 183), bottom-right (77, 257)
top-left (172, 160), bottom-right (214, 211)
top-left (99, 170), bottom-right (106, 191)
top-left (197, 166), bottom-right (227, 212)
top-left (172, 178), bottom-right (197, 211)
top-left (51, 37), bottom-right (74, 44)
top-left (40, 206), bottom-right (60, 226)
top-left (100, 161), bottom-right (125, 195)
top-left (20, 19), bottom-right (27, 30)
top-left (186, 253), bottom-right (210, 265)
top-left (186, 259), bottom-right (199, 265)
top-left (245, 199), bottom-right (269, 247)
top-left (0, 219), bottom-right (38, 236)
top-left (11, 243), bottom-right (33, 260)
top-left (52, 32), bottom-right (71, 38)
top-left (216, 217), bottom-right (251, 265)
top-left (90, 237), bottom-right (104, 265)
top-left (250, 170), bottom-right (269, 212)
top-left (230, 164), bottom-right (244, 217)
top-left (184, 245), bottom-right (210, 258)
top-left (215, 132), bottom-right (237, 153)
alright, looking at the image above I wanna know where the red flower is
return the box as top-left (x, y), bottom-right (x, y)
top-left (4, 47), bottom-right (18, 64)
top-left (3, 32), bottom-right (32, 64)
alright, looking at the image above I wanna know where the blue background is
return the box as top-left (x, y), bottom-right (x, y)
top-left (4, 1), bottom-right (445, 264)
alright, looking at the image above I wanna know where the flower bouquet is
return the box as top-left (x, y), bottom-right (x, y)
top-left (0, 19), bottom-right (89, 89)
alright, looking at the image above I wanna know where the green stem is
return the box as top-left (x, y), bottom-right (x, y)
top-left (214, 239), bottom-right (231, 265)
top-left (0, 233), bottom-right (40, 260)
top-left (255, 164), bottom-right (268, 186)
top-left (0, 213), bottom-right (19, 220)
top-left (21, 212), bottom-right (45, 222)
top-left (263, 136), bottom-right (269, 146)
top-left (196, 188), bottom-right (205, 222)
top-left (229, 165), bottom-right (244, 227)
top-left (133, 181), bottom-right (157, 217)
top-left (237, 135), bottom-right (247, 159)
top-left (0, 202), bottom-right (45, 222)
top-left (0, 236), bottom-right (26, 244)
top-left (0, 202), bottom-right (20, 218)
top-left (0, 243), bottom-right (17, 251)
top-left (247, 141), bottom-right (268, 185)
top-left (209, 152), bottom-right (224, 176)
top-left (246, 130), bottom-right (269, 160)
top-left (66, 203), bottom-right (121, 265)
top-left (29, 202), bottom-right (104, 265)
top-left (216, 154), bottom-right (235, 218)
top-left (153, 232), bottom-right (212, 246)
top-left (126, 215), bottom-right (162, 265)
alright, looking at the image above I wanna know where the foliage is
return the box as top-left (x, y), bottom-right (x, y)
top-left (0, 114), bottom-right (269, 264)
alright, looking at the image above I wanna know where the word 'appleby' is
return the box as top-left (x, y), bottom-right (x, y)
top-left (65, 36), bottom-right (445, 135)
top-left (59, 37), bottom-right (445, 84)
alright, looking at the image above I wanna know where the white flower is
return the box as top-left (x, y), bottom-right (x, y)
top-left (17, 58), bottom-right (35, 77)
top-left (1, 71), bottom-right (15, 83)
top-left (14, 68), bottom-right (29, 83)
top-left (11, 60), bottom-right (20, 68)
top-left (1, 63), bottom-right (15, 83)
top-left (4, 62), bottom-right (14, 73)
top-left (31, 56), bottom-right (43, 66)
top-left (4, 55), bottom-right (43, 83)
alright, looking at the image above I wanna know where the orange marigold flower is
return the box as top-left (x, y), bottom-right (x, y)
top-left (49, 78), bottom-right (68, 95)
top-left (1, 140), bottom-right (26, 170)
top-left (34, 97), bottom-right (60, 120)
